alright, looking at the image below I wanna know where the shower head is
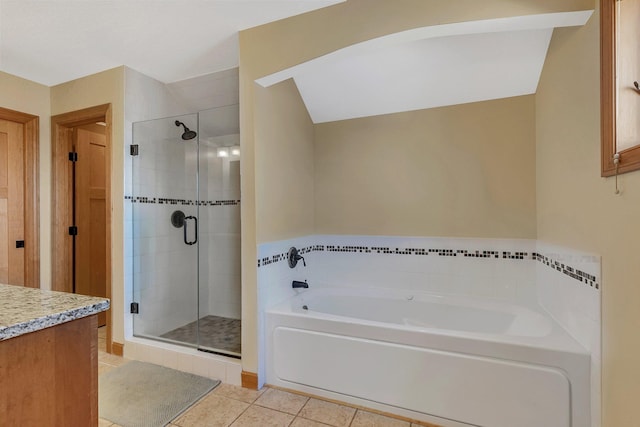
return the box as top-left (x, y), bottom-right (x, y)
top-left (175, 120), bottom-right (197, 140)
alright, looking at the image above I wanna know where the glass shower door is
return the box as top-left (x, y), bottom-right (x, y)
top-left (132, 114), bottom-right (200, 347)
top-left (131, 106), bottom-right (241, 358)
top-left (196, 105), bottom-right (241, 357)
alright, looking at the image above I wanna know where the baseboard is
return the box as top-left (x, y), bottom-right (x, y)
top-left (111, 341), bottom-right (124, 356)
top-left (241, 371), bottom-right (258, 390)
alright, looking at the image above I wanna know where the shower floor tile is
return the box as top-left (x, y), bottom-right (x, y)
top-left (160, 315), bottom-right (241, 355)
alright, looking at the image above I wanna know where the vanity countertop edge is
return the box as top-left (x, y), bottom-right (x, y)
top-left (0, 283), bottom-right (110, 341)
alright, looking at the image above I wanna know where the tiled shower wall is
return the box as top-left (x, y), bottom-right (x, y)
top-left (130, 115), bottom-right (200, 337)
top-left (124, 67), bottom-right (241, 340)
top-left (198, 142), bottom-right (241, 320)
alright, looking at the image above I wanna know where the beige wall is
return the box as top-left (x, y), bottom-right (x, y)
top-left (241, 0), bottom-right (593, 80)
top-left (239, 64), bottom-right (259, 373)
top-left (0, 72), bottom-right (51, 289)
top-left (536, 4), bottom-right (640, 425)
top-left (244, 78), bottom-right (315, 375)
top-left (315, 96), bottom-right (536, 238)
top-left (255, 79), bottom-right (315, 243)
top-left (240, 0), bottom-right (594, 375)
top-left (0, 68), bottom-right (125, 343)
top-left (51, 67), bottom-right (126, 344)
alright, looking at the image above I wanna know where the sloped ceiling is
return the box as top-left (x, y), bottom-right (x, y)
top-left (256, 11), bottom-right (594, 123)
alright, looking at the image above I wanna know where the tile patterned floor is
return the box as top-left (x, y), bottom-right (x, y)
top-left (159, 315), bottom-right (241, 355)
top-left (97, 348), bottom-right (439, 427)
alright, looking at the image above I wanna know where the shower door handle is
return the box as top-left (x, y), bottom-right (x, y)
top-left (184, 216), bottom-right (198, 245)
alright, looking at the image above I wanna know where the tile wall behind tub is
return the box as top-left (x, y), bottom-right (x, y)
top-left (535, 242), bottom-right (600, 351)
top-left (257, 236), bottom-right (603, 310)
top-left (535, 241), bottom-right (601, 427)
top-left (256, 235), bottom-right (319, 387)
top-left (258, 235), bottom-right (538, 305)
top-left (257, 235), bottom-right (320, 313)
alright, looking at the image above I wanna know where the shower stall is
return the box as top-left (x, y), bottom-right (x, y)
top-left (131, 105), bottom-right (241, 358)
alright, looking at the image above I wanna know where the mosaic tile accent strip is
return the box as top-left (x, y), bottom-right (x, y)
top-left (533, 252), bottom-right (600, 289)
top-left (257, 245), bottom-right (324, 267)
top-left (257, 244), bottom-right (532, 267)
top-left (125, 195), bottom-right (240, 206)
top-left (0, 284), bottom-right (110, 341)
top-left (257, 241), bottom-right (599, 290)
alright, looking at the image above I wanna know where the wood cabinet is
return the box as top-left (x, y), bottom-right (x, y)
top-left (0, 315), bottom-right (99, 426)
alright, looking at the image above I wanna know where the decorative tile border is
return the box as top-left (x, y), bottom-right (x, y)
top-left (256, 241), bottom-right (600, 290)
top-left (257, 245), bottom-right (323, 267)
top-left (533, 252), bottom-right (599, 289)
top-left (325, 245), bottom-right (528, 259)
top-left (125, 195), bottom-right (240, 206)
top-left (257, 244), bottom-right (531, 267)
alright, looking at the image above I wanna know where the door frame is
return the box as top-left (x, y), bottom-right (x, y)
top-left (0, 107), bottom-right (40, 288)
top-left (51, 104), bottom-right (113, 352)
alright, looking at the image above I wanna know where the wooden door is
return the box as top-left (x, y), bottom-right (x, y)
top-left (74, 126), bottom-right (107, 326)
top-left (0, 119), bottom-right (25, 285)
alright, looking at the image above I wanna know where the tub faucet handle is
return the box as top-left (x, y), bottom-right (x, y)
top-left (292, 280), bottom-right (309, 289)
top-left (288, 247), bottom-right (306, 268)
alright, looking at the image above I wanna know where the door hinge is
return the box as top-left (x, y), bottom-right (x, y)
top-left (68, 226), bottom-right (78, 236)
top-left (130, 145), bottom-right (139, 156)
top-left (68, 152), bottom-right (78, 162)
top-left (130, 302), bottom-right (139, 314)
top-left (15, 240), bottom-right (24, 248)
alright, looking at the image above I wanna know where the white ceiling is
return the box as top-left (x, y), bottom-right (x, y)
top-left (1, 3), bottom-right (594, 123)
top-left (256, 11), bottom-right (594, 123)
top-left (0, 0), bottom-right (344, 86)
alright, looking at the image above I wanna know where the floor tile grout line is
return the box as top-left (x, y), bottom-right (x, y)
top-left (211, 383), bottom-right (265, 405)
top-left (343, 405), bottom-right (356, 427)
top-left (294, 397), bottom-right (357, 427)
top-left (272, 387), bottom-right (422, 426)
top-left (251, 387), bottom-right (310, 418)
top-left (293, 415), bottom-right (335, 426)
top-left (251, 388), bottom-right (310, 425)
top-left (347, 409), bottom-right (359, 427)
top-left (226, 399), bottom-right (253, 427)
top-left (294, 394), bottom-right (311, 417)
top-left (171, 384), bottom-right (222, 427)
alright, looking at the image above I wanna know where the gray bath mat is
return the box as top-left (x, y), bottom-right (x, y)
top-left (99, 360), bottom-right (219, 427)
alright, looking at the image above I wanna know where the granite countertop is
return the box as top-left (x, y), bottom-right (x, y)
top-left (0, 283), bottom-right (110, 341)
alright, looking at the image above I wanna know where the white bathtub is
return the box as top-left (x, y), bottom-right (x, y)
top-left (265, 288), bottom-right (590, 427)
